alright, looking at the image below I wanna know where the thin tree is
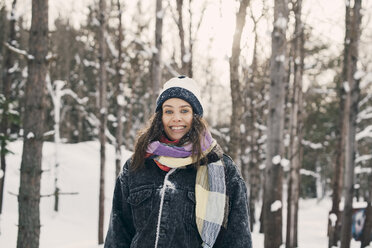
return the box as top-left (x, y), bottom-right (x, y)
top-left (243, 3), bottom-right (266, 231)
top-left (0, 0), bottom-right (17, 215)
top-left (263, 0), bottom-right (288, 247)
top-left (328, 1), bottom-right (352, 246)
top-left (17, 0), bottom-right (48, 247)
top-left (115, 0), bottom-right (124, 177)
top-left (286, 0), bottom-right (304, 247)
top-left (151, 0), bottom-right (163, 108)
top-left (340, 0), bottom-right (362, 247)
top-left (98, 0), bottom-right (108, 244)
top-left (228, 0), bottom-right (250, 162)
top-left (176, 0), bottom-right (188, 75)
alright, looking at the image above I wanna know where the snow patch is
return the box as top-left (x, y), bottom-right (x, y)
top-left (117, 95), bottom-right (125, 106)
top-left (27, 132), bottom-right (35, 139)
top-left (354, 70), bottom-right (365, 80)
top-left (271, 200), bottom-right (282, 212)
top-left (272, 155), bottom-right (281, 165)
top-left (280, 158), bottom-right (290, 171)
top-left (329, 213), bottom-right (337, 227)
top-left (343, 81), bottom-right (350, 93)
top-left (0, 169), bottom-right (4, 179)
top-left (275, 55), bottom-right (285, 63)
top-left (275, 16), bottom-right (287, 29)
top-left (164, 179), bottom-right (175, 190)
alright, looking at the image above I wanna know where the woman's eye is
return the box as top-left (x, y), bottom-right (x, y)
top-left (164, 109), bottom-right (173, 114)
top-left (181, 109), bottom-right (189, 113)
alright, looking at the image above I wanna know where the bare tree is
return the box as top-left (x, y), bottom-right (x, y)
top-left (176, 0), bottom-right (188, 75)
top-left (263, 0), bottom-right (288, 247)
top-left (151, 0), bottom-right (163, 108)
top-left (286, 0), bottom-right (304, 247)
top-left (228, 0), bottom-right (249, 162)
top-left (115, 0), bottom-right (124, 177)
top-left (340, 0), bottom-right (362, 247)
top-left (17, 0), bottom-right (48, 247)
top-left (97, 0), bottom-right (108, 244)
top-left (242, 2), bottom-right (266, 231)
top-left (0, 0), bottom-right (17, 215)
top-left (328, 1), bottom-right (352, 246)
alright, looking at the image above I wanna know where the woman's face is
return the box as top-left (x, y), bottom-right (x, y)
top-left (162, 98), bottom-right (193, 141)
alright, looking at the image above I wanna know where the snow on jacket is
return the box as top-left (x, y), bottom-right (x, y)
top-left (104, 154), bottom-right (252, 248)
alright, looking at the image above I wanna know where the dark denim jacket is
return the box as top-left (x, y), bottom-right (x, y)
top-left (104, 155), bottom-right (252, 248)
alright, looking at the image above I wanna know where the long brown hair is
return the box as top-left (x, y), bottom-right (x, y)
top-left (131, 111), bottom-right (208, 171)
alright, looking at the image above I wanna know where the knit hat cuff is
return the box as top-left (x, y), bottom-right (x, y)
top-left (155, 87), bottom-right (203, 116)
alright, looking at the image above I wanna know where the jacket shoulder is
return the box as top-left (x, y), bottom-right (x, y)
top-left (222, 154), bottom-right (245, 182)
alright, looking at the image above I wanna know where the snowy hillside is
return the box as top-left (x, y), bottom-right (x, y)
top-left (0, 141), bottom-right (365, 247)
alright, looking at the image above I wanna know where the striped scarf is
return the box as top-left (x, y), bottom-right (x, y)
top-left (146, 132), bottom-right (227, 248)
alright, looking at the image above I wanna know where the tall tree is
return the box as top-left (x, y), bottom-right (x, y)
top-left (98, 0), bottom-right (108, 244)
top-left (151, 0), bottom-right (163, 108)
top-left (115, 0), bottom-right (124, 177)
top-left (17, 0), bottom-right (48, 247)
top-left (0, 0), bottom-right (17, 215)
top-left (328, 1), bottom-right (352, 246)
top-left (286, 0), bottom-right (304, 247)
top-left (176, 0), bottom-right (188, 75)
top-left (242, 3), bottom-right (267, 231)
top-left (228, 0), bottom-right (249, 162)
top-left (263, 0), bottom-right (288, 247)
top-left (340, 0), bottom-right (362, 247)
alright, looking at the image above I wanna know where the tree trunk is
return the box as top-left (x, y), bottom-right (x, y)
top-left (228, 0), bottom-right (249, 162)
top-left (340, 1), bottom-right (362, 247)
top-left (151, 0), bottom-right (163, 108)
top-left (0, 0), bottom-right (17, 215)
top-left (98, 0), bottom-right (107, 244)
top-left (187, 0), bottom-right (193, 77)
top-left (115, 0), bottom-right (124, 177)
top-left (286, 0), bottom-right (304, 247)
top-left (246, 21), bottom-right (260, 232)
top-left (264, 0), bottom-right (288, 247)
top-left (176, 0), bottom-right (188, 75)
top-left (328, 2), bottom-right (352, 246)
top-left (17, 0), bottom-right (48, 247)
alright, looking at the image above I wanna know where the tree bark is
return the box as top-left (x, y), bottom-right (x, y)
top-left (151, 0), bottom-right (163, 108)
top-left (286, 0), bottom-right (304, 247)
top-left (340, 1), bottom-right (362, 247)
top-left (0, 0), bottom-right (17, 215)
top-left (328, 2), bottom-right (352, 246)
top-left (115, 0), bottom-right (124, 177)
top-left (17, 0), bottom-right (48, 247)
top-left (98, 0), bottom-right (107, 244)
top-left (228, 0), bottom-right (249, 162)
top-left (264, 0), bottom-right (288, 247)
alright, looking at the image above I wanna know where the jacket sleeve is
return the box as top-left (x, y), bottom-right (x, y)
top-left (216, 155), bottom-right (253, 248)
top-left (104, 160), bottom-right (135, 248)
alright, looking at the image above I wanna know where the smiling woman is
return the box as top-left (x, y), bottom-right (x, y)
top-left (104, 76), bottom-right (253, 248)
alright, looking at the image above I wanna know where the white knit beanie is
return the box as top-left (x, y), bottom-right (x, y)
top-left (155, 76), bottom-right (203, 116)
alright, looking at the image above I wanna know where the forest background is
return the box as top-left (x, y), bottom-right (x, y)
top-left (0, 0), bottom-right (372, 247)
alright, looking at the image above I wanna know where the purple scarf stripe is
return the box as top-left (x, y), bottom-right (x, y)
top-left (147, 131), bottom-right (214, 158)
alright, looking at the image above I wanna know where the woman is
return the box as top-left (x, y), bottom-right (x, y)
top-left (104, 76), bottom-right (252, 248)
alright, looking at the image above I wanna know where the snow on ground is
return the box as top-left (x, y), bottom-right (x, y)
top-left (0, 140), bottom-right (366, 247)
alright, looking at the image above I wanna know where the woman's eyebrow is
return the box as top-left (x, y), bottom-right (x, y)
top-left (163, 105), bottom-right (191, 108)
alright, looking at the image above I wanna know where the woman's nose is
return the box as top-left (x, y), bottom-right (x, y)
top-left (172, 112), bottom-right (181, 121)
